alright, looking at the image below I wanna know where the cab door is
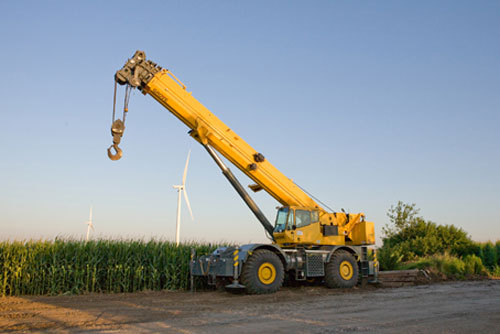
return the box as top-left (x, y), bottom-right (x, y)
top-left (286, 209), bottom-right (296, 242)
top-left (294, 209), bottom-right (311, 243)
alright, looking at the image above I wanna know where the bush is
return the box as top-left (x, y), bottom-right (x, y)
top-left (377, 245), bottom-right (403, 271)
top-left (441, 256), bottom-right (466, 279)
top-left (400, 254), bottom-right (488, 280)
top-left (399, 258), bottom-right (434, 270)
top-left (463, 254), bottom-right (487, 276)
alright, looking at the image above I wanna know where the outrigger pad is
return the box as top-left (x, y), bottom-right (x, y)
top-left (225, 280), bottom-right (246, 293)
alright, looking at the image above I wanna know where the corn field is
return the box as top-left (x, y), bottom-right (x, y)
top-left (0, 239), bottom-right (221, 296)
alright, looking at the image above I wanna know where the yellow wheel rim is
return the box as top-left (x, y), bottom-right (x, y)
top-left (258, 262), bottom-right (276, 285)
top-left (339, 260), bottom-right (353, 280)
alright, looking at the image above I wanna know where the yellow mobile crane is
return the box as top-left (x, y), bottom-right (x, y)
top-left (109, 51), bottom-right (377, 294)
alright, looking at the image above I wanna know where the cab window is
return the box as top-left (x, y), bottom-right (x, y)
top-left (273, 208), bottom-right (288, 233)
top-left (295, 210), bottom-right (311, 228)
top-left (286, 209), bottom-right (295, 230)
top-left (311, 210), bottom-right (319, 223)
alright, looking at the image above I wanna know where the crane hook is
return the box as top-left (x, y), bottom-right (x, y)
top-left (107, 78), bottom-right (131, 161)
top-left (107, 119), bottom-right (125, 161)
top-left (107, 144), bottom-right (123, 161)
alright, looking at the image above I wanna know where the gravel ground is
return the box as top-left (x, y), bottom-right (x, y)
top-left (1, 280), bottom-right (499, 333)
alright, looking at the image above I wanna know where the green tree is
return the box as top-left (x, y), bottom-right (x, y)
top-left (383, 201), bottom-right (420, 238)
top-left (482, 242), bottom-right (497, 270)
top-left (378, 202), bottom-right (475, 270)
top-left (496, 241), bottom-right (500, 266)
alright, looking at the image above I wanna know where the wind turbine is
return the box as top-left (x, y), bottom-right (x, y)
top-left (85, 206), bottom-right (94, 241)
top-left (173, 150), bottom-right (194, 246)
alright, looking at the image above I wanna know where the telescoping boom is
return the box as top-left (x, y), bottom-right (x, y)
top-left (109, 51), bottom-right (377, 294)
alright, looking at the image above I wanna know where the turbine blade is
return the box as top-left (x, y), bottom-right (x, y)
top-left (89, 206), bottom-right (93, 221)
top-left (182, 150), bottom-right (191, 186)
top-left (183, 189), bottom-right (194, 220)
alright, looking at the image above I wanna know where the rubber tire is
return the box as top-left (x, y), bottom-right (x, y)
top-left (240, 249), bottom-right (284, 294)
top-left (325, 250), bottom-right (359, 288)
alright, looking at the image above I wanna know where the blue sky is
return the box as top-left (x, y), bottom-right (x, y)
top-left (1, 1), bottom-right (499, 244)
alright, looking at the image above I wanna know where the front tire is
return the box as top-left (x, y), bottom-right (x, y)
top-left (325, 250), bottom-right (358, 288)
top-left (240, 249), bottom-right (284, 294)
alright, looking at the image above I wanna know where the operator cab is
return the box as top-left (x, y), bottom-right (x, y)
top-left (273, 207), bottom-right (319, 233)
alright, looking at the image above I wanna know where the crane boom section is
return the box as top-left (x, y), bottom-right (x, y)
top-left (146, 72), bottom-right (319, 209)
top-left (118, 51), bottom-right (321, 210)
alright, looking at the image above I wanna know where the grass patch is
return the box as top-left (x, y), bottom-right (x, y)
top-left (398, 253), bottom-right (489, 280)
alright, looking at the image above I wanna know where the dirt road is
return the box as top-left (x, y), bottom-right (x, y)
top-left (1, 281), bottom-right (499, 333)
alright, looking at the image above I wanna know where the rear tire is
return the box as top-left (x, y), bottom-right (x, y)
top-left (240, 250), bottom-right (284, 294)
top-left (325, 250), bottom-right (358, 288)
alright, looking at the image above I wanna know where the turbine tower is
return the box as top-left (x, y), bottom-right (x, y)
top-left (173, 150), bottom-right (194, 246)
top-left (85, 206), bottom-right (94, 241)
